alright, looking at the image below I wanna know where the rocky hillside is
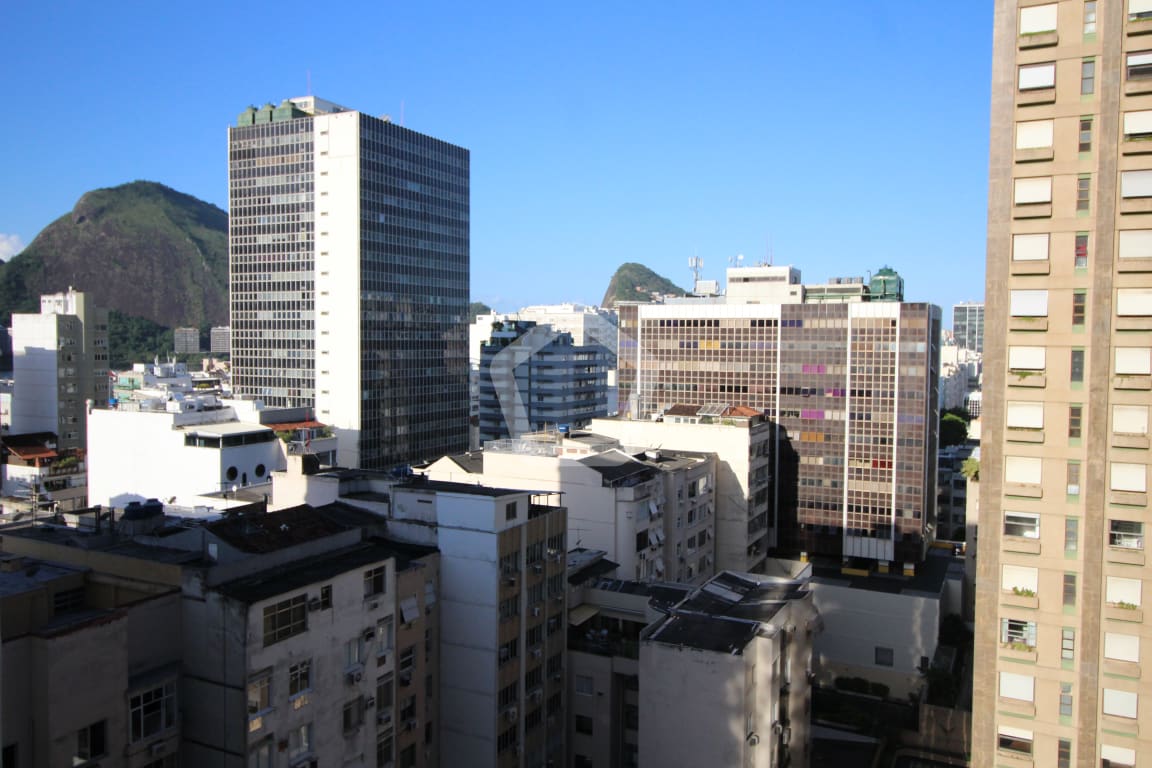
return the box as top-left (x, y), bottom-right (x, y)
top-left (0, 181), bottom-right (229, 328)
top-left (601, 262), bottom-right (686, 307)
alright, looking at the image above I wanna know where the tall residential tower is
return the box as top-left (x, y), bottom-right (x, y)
top-left (228, 97), bottom-right (470, 469)
top-left (974, 3), bottom-right (1152, 766)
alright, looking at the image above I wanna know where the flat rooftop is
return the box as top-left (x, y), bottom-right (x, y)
top-left (811, 549), bottom-right (954, 596)
top-left (397, 477), bottom-right (551, 498)
top-left (0, 555), bottom-right (82, 596)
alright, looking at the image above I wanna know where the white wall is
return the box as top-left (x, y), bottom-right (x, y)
top-left (313, 109), bottom-right (363, 468)
top-left (11, 314), bottom-right (60, 435)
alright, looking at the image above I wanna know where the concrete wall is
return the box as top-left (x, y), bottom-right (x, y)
top-left (811, 579), bottom-right (939, 698)
top-left (11, 314), bottom-right (60, 436)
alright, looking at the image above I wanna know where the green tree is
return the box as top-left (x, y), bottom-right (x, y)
top-left (940, 413), bottom-right (969, 447)
top-left (961, 457), bottom-right (980, 482)
top-left (469, 301), bottom-right (493, 321)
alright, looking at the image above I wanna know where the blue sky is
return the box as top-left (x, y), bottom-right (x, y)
top-left (2, 1), bottom-right (993, 320)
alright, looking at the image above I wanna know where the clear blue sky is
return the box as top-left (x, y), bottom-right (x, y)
top-left (2, 1), bottom-right (993, 320)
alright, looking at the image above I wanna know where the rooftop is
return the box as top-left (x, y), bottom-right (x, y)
top-left (397, 477), bottom-right (544, 498)
top-left (811, 549), bottom-right (954, 597)
top-left (206, 504), bottom-right (352, 554)
top-left (0, 555), bottom-right (82, 597)
top-left (215, 538), bottom-right (436, 604)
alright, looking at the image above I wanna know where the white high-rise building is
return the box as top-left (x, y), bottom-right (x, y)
top-left (228, 97), bottom-right (470, 469)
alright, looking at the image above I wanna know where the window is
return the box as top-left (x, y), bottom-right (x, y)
top-left (399, 645), bottom-right (415, 672)
top-left (130, 681), bottom-right (177, 742)
top-left (499, 638), bottom-right (518, 665)
top-left (377, 616), bottom-right (394, 656)
top-left (1064, 573), bottom-right (1077, 607)
top-left (1070, 349), bottom-right (1085, 383)
top-left (1103, 688), bottom-right (1138, 719)
top-left (1116, 347), bottom-right (1152, 375)
top-left (343, 697), bottom-right (365, 732)
top-left (1124, 110), bottom-right (1152, 140)
top-left (1122, 169), bottom-right (1152, 198)
top-left (2, 745), bottom-right (14, 768)
top-left (1002, 564), bottom-right (1039, 594)
top-left (1129, 50), bottom-right (1152, 80)
top-left (1013, 177), bottom-right (1052, 206)
top-left (1107, 575), bottom-right (1142, 607)
top-left (575, 674), bottom-right (594, 695)
top-left (1085, 1), bottom-right (1097, 33)
top-left (1110, 520), bottom-right (1144, 549)
top-left (364, 566), bottom-right (387, 598)
top-left (1020, 62), bottom-right (1056, 90)
top-left (1117, 287), bottom-right (1152, 316)
top-left (249, 739), bottom-right (273, 768)
top-left (248, 674), bottom-right (271, 718)
top-left (1008, 345), bottom-right (1045, 371)
top-left (575, 715), bottom-right (594, 735)
top-left (1082, 58), bottom-right (1096, 94)
top-left (1062, 627), bottom-right (1076, 660)
top-left (1075, 232), bottom-right (1089, 267)
top-left (1134, 0), bottom-right (1152, 21)
top-left (1009, 289), bottom-right (1048, 316)
top-left (1079, 117), bottom-right (1093, 152)
top-left (286, 660), bottom-right (311, 698)
top-left (1004, 511), bottom-right (1040, 539)
top-left (1068, 404), bottom-right (1083, 438)
top-left (1111, 462), bottom-right (1148, 492)
top-left (1005, 455), bottom-right (1042, 485)
top-left (1020, 3), bottom-right (1057, 34)
top-left (319, 584), bottom-right (332, 609)
top-left (1105, 632), bottom-right (1141, 662)
top-left (1059, 682), bottom-right (1073, 717)
top-left (998, 725), bottom-right (1033, 755)
top-left (76, 721), bottom-right (107, 761)
top-left (999, 672), bottom-right (1035, 702)
top-left (505, 501), bottom-right (518, 521)
top-left (1058, 738), bottom-right (1072, 768)
top-left (288, 723), bottom-right (313, 761)
top-left (874, 646), bottom-right (894, 667)
top-left (1065, 517), bottom-right (1079, 551)
top-left (497, 726), bottom-right (518, 753)
top-left (1114, 404), bottom-right (1150, 435)
top-left (1000, 618), bottom-right (1036, 648)
top-left (377, 729), bottom-right (394, 768)
top-left (1077, 175), bottom-right (1091, 211)
top-left (499, 597), bottom-right (519, 621)
top-left (347, 636), bottom-right (367, 667)
top-left (1012, 232), bottom-right (1048, 261)
top-left (1101, 745), bottom-right (1137, 768)
top-left (1006, 401), bottom-right (1044, 430)
top-left (263, 594), bottom-right (307, 646)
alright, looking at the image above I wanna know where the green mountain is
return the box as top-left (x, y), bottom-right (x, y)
top-left (601, 262), bottom-right (686, 307)
top-left (1, 181), bottom-right (229, 329)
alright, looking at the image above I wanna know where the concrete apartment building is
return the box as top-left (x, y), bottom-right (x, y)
top-left (471, 304), bottom-right (619, 367)
top-left (173, 327), bottom-right (200, 354)
top-left (618, 265), bottom-right (941, 570)
top-left (639, 562), bottom-right (818, 768)
top-left (270, 463), bottom-right (569, 768)
top-left (583, 413), bottom-right (776, 574)
top-left (973, 2), bottom-right (1152, 766)
top-left (0, 501), bottom-right (438, 768)
top-left (11, 288), bottom-right (108, 452)
top-left (424, 430), bottom-right (717, 584)
top-left (477, 321), bottom-right (610, 443)
top-left (228, 97), bottom-right (469, 469)
top-left (210, 326), bottom-right (230, 355)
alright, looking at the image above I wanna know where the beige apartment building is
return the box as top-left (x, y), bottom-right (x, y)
top-left (974, 2), bottom-right (1152, 766)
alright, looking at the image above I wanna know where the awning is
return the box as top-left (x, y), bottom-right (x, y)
top-left (568, 604), bottom-right (600, 627)
top-left (648, 500), bottom-right (660, 520)
top-left (648, 529), bottom-right (659, 548)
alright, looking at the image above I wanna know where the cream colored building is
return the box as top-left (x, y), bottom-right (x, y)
top-left (639, 562), bottom-right (817, 768)
top-left (974, 2), bottom-right (1152, 766)
top-left (423, 431), bottom-right (717, 585)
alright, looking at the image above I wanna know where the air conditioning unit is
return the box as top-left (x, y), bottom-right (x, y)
top-left (377, 710), bottom-right (393, 726)
top-left (504, 706), bottom-right (518, 722)
top-left (551, 672), bottom-right (562, 682)
top-left (504, 575), bottom-right (517, 586)
top-left (308, 598), bottom-right (322, 611)
top-left (533, 563), bottom-right (543, 573)
top-left (550, 551), bottom-right (563, 562)
top-left (531, 647), bottom-right (542, 659)
top-left (368, 601), bottom-right (380, 611)
top-left (365, 696), bottom-right (376, 708)
top-left (747, 732), bottom-right (760, 747)
top-left (363, 628), bottom-right (376, 640)
top-left (529, 689), bottom-right (543, 704)
top-left (532, 606), bottom-right (541, 617)
top-left (149, 742), bottom-right (166, 756)
top-left (406, 718), bottom-right (419, 731)
top-left (345, 670), bottom-right (363, 685)
top-left (499, 648), bottom-right (510, 661)
top-left (400, 670), bottom-right (412, 686)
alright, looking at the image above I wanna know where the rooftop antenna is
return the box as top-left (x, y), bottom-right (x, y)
top-left (767, 233), bottom-right (774, 266)
top-left (688, 255), bottom-right (702, 285)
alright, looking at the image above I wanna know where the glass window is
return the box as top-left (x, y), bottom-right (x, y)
top-left (1072, 292), bottom-right (1086, 325)
top-left (76, 721), bottom-right (107, 761)
top-left (130, 681), bottom-right (177, 743)
top-left (289, 660), bottom-right (312, 696)
top-left (1065, 517), bottom-right (1079, 551)
top-left (1077, 176), bottom-right (1091, 211)
top-left (1082, 58), bottom-right (1096, 94)
top-left (1075, 233), bottom-right (1089, 268)
top-left (1004, 512), bottom-right (1040, 539)
top-left (364, 566), bottom-right (387, 597)
top-left (1060, 682), bottom-right (1073, 716)
top-left (875, 646), bottom-right (895, 667)
top-left (1079, 117), bottom-right (1093, 151)
top-left (1070, 349), bottom-right (1085, 383)
top-left (1064, 573), bottom-right (1077, 606)
top-left (1110, 520), bottom-right (1145, 549)
top-left (1085, 1), bottom-right (1097, 34)
top-left (1062, 628), bottom-right (1076, 660)
top-left (263, 594), bottom-right (307, 646)
top-left (1129, 50), bottom-right (1152, 80)
top-left (1069, 404), bottom-right (1083, 438)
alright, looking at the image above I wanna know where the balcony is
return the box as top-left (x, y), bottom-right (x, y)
top-left (1008, 316), bottom-right (1048, 331)
top-left (1103, 658), bottom-right (1142, 678)
top-left (1007, 371), bottom-right (1046, 388)
top-left (1106, 546), bottom-right (1146, 566)
top-left (999, 643), bottom-right (1037, 663)
top-left (1003, 536), bottom-right (1041, 555)
top-left (1113, 432), bottom-right (1151, 450)
top-left (1105, 603), bottom-right (1144, 623)
top-left (1006, 428), bottom-right (1045, 444)
top-left (1001, 589), bottom-right (1039, 610)
top-left (1009, 257), bottom-right (1050, 274)
top-left (1018, 31), bottom-right (1058, 49)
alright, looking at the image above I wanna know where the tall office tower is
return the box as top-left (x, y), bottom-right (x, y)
top-left (973, 3), bottom-right (1152, 766)
top-left (953, 301), bottom-right (986, 353)
top-left (11, 288), bottom-right (108, 451)
top-left (228, 97), bottom-right (470, 469)
top-left (622, 269), bottom-right (941, 570)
